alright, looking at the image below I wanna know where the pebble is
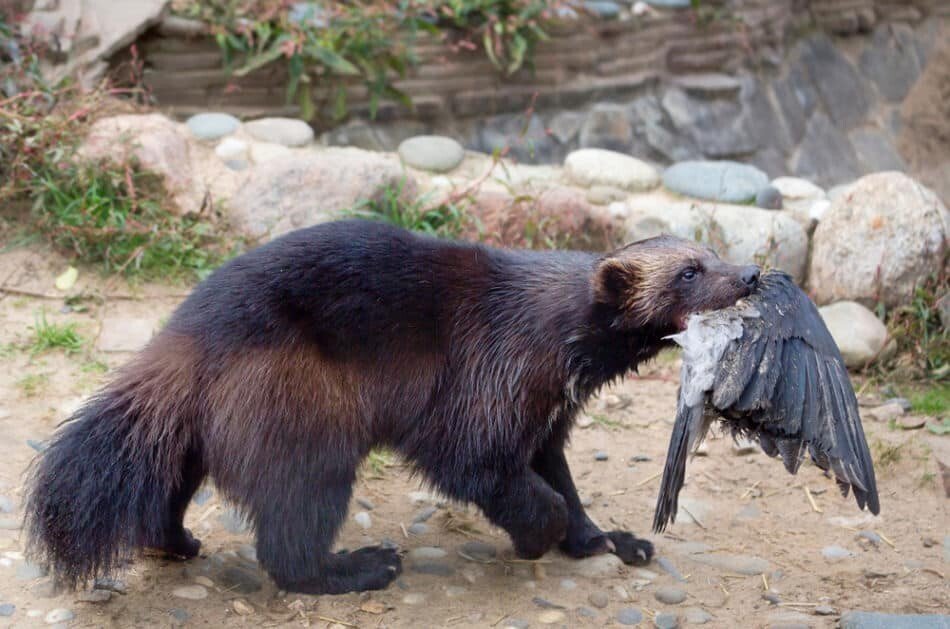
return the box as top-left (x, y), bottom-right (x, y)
top-left (77, 589), bottom-right (112, 603)
top-left (589, 590), bottom-right (609, 608)
top-left (93, 577), bottom-right (127, 594)
top-left (460, 540), bottom-right (497, 561)
top-left (839, 611), bottom-right (950, 628)
top-left (355, 497), bottom-right (375, 511)
top-left (634, 568), bottom-right (659, 581)
top-left (594, 450), bottom-right (609, 461)
top-left (214, 137), bottom-right (248, 162)
top-left (655, 586), bottom-right (687, 605)
top-left (191, 487), bottom-right (213, 505)
top-left (354, 511), bottom-right (372, 529)
top-left (655, 612), bottom-right (680, 629)
top-left (656, 556), bottom-right (687, 582)
top-left (172, 584), bottom-right (208, 600)
top-left (402, 593), bottom-right (425, 605)
top-left (564, 148), bottom-right (660, 192)
top-left (169, 608), bottom-right (190, 625)
top-left (411, 559), bottom-right (454, 576)
top-left (232, 599), bottom-right (255, 616)
top-left (814, 605), bottom-right (836, 616)
top-left (0, 495), bottom-right (13, 513)
top-left (762, 591), bottom-right (782, 605)
top-left (617, 608), bottom-right (644, 625)
top-left (532, 597), bottom-right (564, 610)
top-left (630, 454), bottom-right (652, 462)
top-left (573, 553), bottom-right (624, 577)
top-left (407, 522), bottom-right (428, 536)
top-left (755, 185), bottom-right (783, 209)
top-left (44, 608), bottom-right (74, 624)
top-left (413, 506), bottom-right (438, 523)
top-left (822, 545), bottom-right (854, 560)
top-left (217, 564), bottom-right (263, 593)
top-left (0, 603), bottom-right (13, 617)
top-left (408, 546), bottom-right (447, 561)
top-left (684, 608), bottom-right (714, 624)
top-left (502, 618), bottom-right (530, 629)
top-left (397, 135), bottom-right (465, 173)
top-left (194, 575), bottom-right (215, 588)
top-left (244, 117), bottom-right (314, 147)
top-left (577, 606), bottom-right (598, 619)
top-left (560, 579), bottom-right (577, 590)
top-left (857, 530), bottom-right (881, 545)
top-left (185, 112), bottom-right (240, 141)
top-left (538, 609), bottom-right (567, 624)
top-left (237, 544), bottom-right (258, 563)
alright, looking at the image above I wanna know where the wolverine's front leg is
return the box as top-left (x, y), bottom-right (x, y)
top-left (532, 439), bottom-right (654, 566)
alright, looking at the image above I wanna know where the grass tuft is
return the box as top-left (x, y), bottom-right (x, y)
top-left (29, 312), bottom-right (84, 356)
top-left (910, 384), bottom-right (949, 418)
top-left (346, 180), bottom-right (468, 239)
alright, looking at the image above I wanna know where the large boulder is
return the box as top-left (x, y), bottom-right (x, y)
top-left (79, 114), bottom-right (201, 214)
top-left (809, 172), bottom-right (949, 308)
top-left (662, 161), bottom-right (769, 204)
top-left (818, 302), bottom-right (891, 368)
top-left (619, 194), bottom-right (809, 282)
top-left (564, 149), bottom-right (659, 192)
top-left (228, 148), bottom-right (412, 241)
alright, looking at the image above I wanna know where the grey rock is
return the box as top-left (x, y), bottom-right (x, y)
top-left (237, 544), bottom-right (257, 563)
top-left (594, 450), bottom-right (608, 461)
top-left (0, 495), bottom-right (13, 513)
top-left (0, 603), bottom-right (14, 617)
top-left (859, 24), bottom-right (923, 103)
top-left (413, 506), bottom-right (438, 523)
top-left (849, 128), bottom-right (906, 172)
top-left (169, 608), bottom-right (190, 626)
top-left (674, 73), bottom-right (741, 98)
top-left (662, 88), bottom-right (752, 158)
top-left (580, 103), bottom-right (633, 152)
top-left (656, 556), bottom-right (687, 582)
top-left (822, 545), bottom-right (854, 560)
top-left (572, 553), bottom-right (625, 578)
top-left (191, 487), bottom-right (213, 506)
top-left (690, 553), bottom-right (770, 575)
top-left (479, 113), bottom-right (557, 163)
top-left (244, 117), bottom-right (314, 147)
top-left (755, 185), bottom-right (783, 209)
top-left (645, 0), bottom-right (691, 7)
top-left (857, 530), bottom-right (882, 545)
top-left (738, 78), bottom-right (792, 154)
top-left (218, 507), bottom-right (250, 534)
top-left (589, 590), bottom-right (609, 608)
top-left (762, 591), bottom-right (782, 605)
top-left (656, 612), bottom-right (680, 629)
top-left (460, 540), bottom-right (497, 561)
top-left (503, 619), bottom-right (530, 629)
top-left (771, 66), bottom-right (818, 146)
top-left (560, 578), bottom-right (577, 590)
top-left (408, 546), bottom-right (447, 561)
top-left (839, 611), bottom-right (950, 629)
top-left (809, 172), bottom-right (949, 307)
top-left (172, 584), bottom-right (208, 600)
top-left (814, 605), bottom-right (836, 616)
top-left (684, 608), bottom-right (714, 624)
top-left (662, 160), bottom-right (769, 203)
top-left (631, 454), bottom-right (652, 462)
top-left (565, 148), bottom-right (659, 191)
top-left (618, 608), bottom-right (644, 625)
top-left (791, 112), bottom-right (862, 187)
top-left (354, 511), bottom-right (372, 529)
top-left (185, 112), bottom-right (240, 141)
top-left (532, 596), bottom-right (565, 609)
top-left (356, 497), bottom-right (375, 511)
top-left (643, 120), bottom-right (697, 162)
top-left (796, 33), bottom-right (873, 129)
top-left (93, 577), bottom-right (127, 594)
top-left (583, 1), bottom-right (621, 20)
top-left (325, 120), bottom-right (385, 152)
top-left (16, 562), bottom-right (47, 580)
top-left (548, 111), bottom-right (585, 145)
top-left (77, 589), bottom-right (112, 603)
top-left (217, 564), bottom-right (263, 594)
top-left (577, 606), bottom-right (598, 619)
top-left (398, 135), bottom-right (464, 173)
top-left (655, 586), bottom-right (687, 605)
top-left (44, 608), bottom-right (74, 624)
top-left (748, 147), bottom-right (788, 180)
top-left (157, 15), bottom-right (207, 37)
top-left (412, 560), bottom-right (454, 576)
top-left (407, 522), bottom-right (428, 536)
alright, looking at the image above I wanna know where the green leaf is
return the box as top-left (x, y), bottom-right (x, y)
top-left (303, 44), bottom-right (360, 75)
top-left (298, 82), bottom-right (315, 121)
top-left (333, 86), bottom-right (348, 121)
top-left (233, 43), bottom-right (285, 77)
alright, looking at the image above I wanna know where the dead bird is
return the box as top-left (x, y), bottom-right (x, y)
top-left (653, 270), bottom-right (880, 532)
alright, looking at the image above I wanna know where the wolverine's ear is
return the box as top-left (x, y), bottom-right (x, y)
top-left (593, 258), bottom-right (636, 306)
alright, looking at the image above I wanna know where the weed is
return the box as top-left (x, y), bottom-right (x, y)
top-left (346, 180), bottom-right (469, 238)
top-left (17, 372), bottom-right (49, 397)
top-left (909, 384), bottom-right (949, 417)
top-left (80, 358), bottom-right (109, 374)
top-left (0, 343), bottom-right (17, 358)
top-left (871, 439), bottom-right (903, 468)
top-left (879, 271), bottom-right (949, 379)
top-left (588, 413), bottom-right (627, 430)
top-left (29, 312), bottom-right (84, 356)
top-left (362, 448), bottom-right (396, 478)
top-left (918, 471), bottom-right (935, 488)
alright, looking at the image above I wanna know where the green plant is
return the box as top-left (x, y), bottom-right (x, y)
top-left (880, 272), bottom-right (949, 379)
top-left (17, 372), bottom-right (50, 397)
top-left (910, 384), bottom-right (949, 418)
top-left (362, 448), bottom-right (396, 478)
top-left (346, 179), bottom-right (469, 238)
top-left (29, 312), bottom-right (85, 356)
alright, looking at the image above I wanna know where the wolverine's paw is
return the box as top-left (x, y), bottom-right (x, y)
top-left (606, 530), bottom-right (653, 565)
top-left (334, 546), bottom-right (403, 593)
top-left (148, 527), bottom-right (202, 560)
top-left (559, 531), bottom-right (613, 559)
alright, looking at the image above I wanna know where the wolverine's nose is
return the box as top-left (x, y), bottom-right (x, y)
top-left (740, 265), bottom-right (761, 288)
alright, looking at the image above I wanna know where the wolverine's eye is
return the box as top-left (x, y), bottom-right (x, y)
top-left (680, 268), bottom-right (698, 282)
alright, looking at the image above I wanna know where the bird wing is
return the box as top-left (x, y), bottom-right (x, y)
top-left (653, 271), bottom-right (880, 533)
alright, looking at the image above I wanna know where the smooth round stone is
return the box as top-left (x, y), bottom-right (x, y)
top-left (771, 176), bottom-right (825, 201)
top-left (572, 552), bottom-right (624, 578)
top-left (655, 612), bottom-right (680, 629)
top-left (413, 506), bottom-right (438, 523)
top-left (77, 589), bottom-right (112, 603)
top-left (857, 530), bottom-right (881, 545)
top-left (249, 141), bottom-right (292, 163)
top-left (502, 619), bottom-right (530, 629)
top-left (662, 160), bottom-right (769, 203)
top-left (215, 137), bottom-right (249, 162)
top-left (217, 564), bottom-right (263, 594)
top-left (646, 0), bottom-right (690, 7)
top-left (560, 578), bottom-right (577, 590)
top-left (354, 511), bottom-right (372, 529)
top-left (186, 112), bottom-right (240, 141)
top-left (0, 603), bottom-right (14, 617)
top-left (407, 522), bottom-right (428, 535)
top-left (589, 590), bottom-right (609, 608)
top-left (44, 608), bottom-right (74, 624)
top-left (618, 608), bottom-right (644, 625)
top-left (594, 450), bottom-right (608, 461)
top-left (822, 545), bottom-right (854, 560)
top-left (565, 148), bottom-right (659, 192)
top-left (655, 586), bottom-right (687, 605)
top-left (397, 135), bottom-right (464, 173)
top-left (402, 593), bottom-right (425, 605)
top-left (684, 608), bottom-right (713, 624)
top-left (538, 610), bottom-right (567, 624)
top-left (355, 497), bottom-right (375, 510)
top-left (583, 1), bottom-right (621, 19)
top-left (237, 544), bottom-right (258, 563)
top-left (244, 117), bottom-right (314, 147)
top-left (755, 185), bottom-right (783, 209)
top-left (409, 546), bottom-right (447, 561)
top-left (169, 608), bottom-right (190, 625)
top-left (460, 540), bottom-right (497, 561)
top-left (172, 584), bottom-right (208, 600)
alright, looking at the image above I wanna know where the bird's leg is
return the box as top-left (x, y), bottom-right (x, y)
top-left (532, 439), bottom-right (654, 565)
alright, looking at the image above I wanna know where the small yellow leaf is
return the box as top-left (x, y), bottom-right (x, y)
top-left (54, 267), bottom-right (78, 291)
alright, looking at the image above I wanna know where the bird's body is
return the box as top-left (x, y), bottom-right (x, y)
top-left (654, 271), bottom-right (880, 532)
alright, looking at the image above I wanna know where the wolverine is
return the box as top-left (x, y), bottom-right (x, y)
top-left (25, 220), bottom-right (760, 595)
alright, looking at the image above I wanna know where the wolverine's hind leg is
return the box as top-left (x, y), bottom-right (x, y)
top-left (249, 447), bottom-right (402, 595)
top-left (145, 446), bottom-right (204, 559)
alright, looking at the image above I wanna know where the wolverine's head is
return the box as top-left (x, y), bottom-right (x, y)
top-left (593, 235), bottom-right (759, 333)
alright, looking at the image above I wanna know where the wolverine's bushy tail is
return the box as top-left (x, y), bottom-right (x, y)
top-left (25, 371), bottom-right (195, 588)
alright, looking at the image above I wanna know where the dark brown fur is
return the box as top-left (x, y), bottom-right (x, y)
top-left (25, 220), bottom-right (759, 594)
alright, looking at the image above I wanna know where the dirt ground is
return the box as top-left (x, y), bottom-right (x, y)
top-left (0, 243), bottom-right (947, 629)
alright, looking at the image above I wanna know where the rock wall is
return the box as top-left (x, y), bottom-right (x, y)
top-left (111, 0), bottom-right (950, 191)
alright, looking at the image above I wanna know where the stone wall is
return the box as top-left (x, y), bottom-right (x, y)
top-left (112, 0), bottom-right (947, 189)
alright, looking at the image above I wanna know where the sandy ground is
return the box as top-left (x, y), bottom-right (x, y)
top-left (0, 243), bottom-right (947, 629)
